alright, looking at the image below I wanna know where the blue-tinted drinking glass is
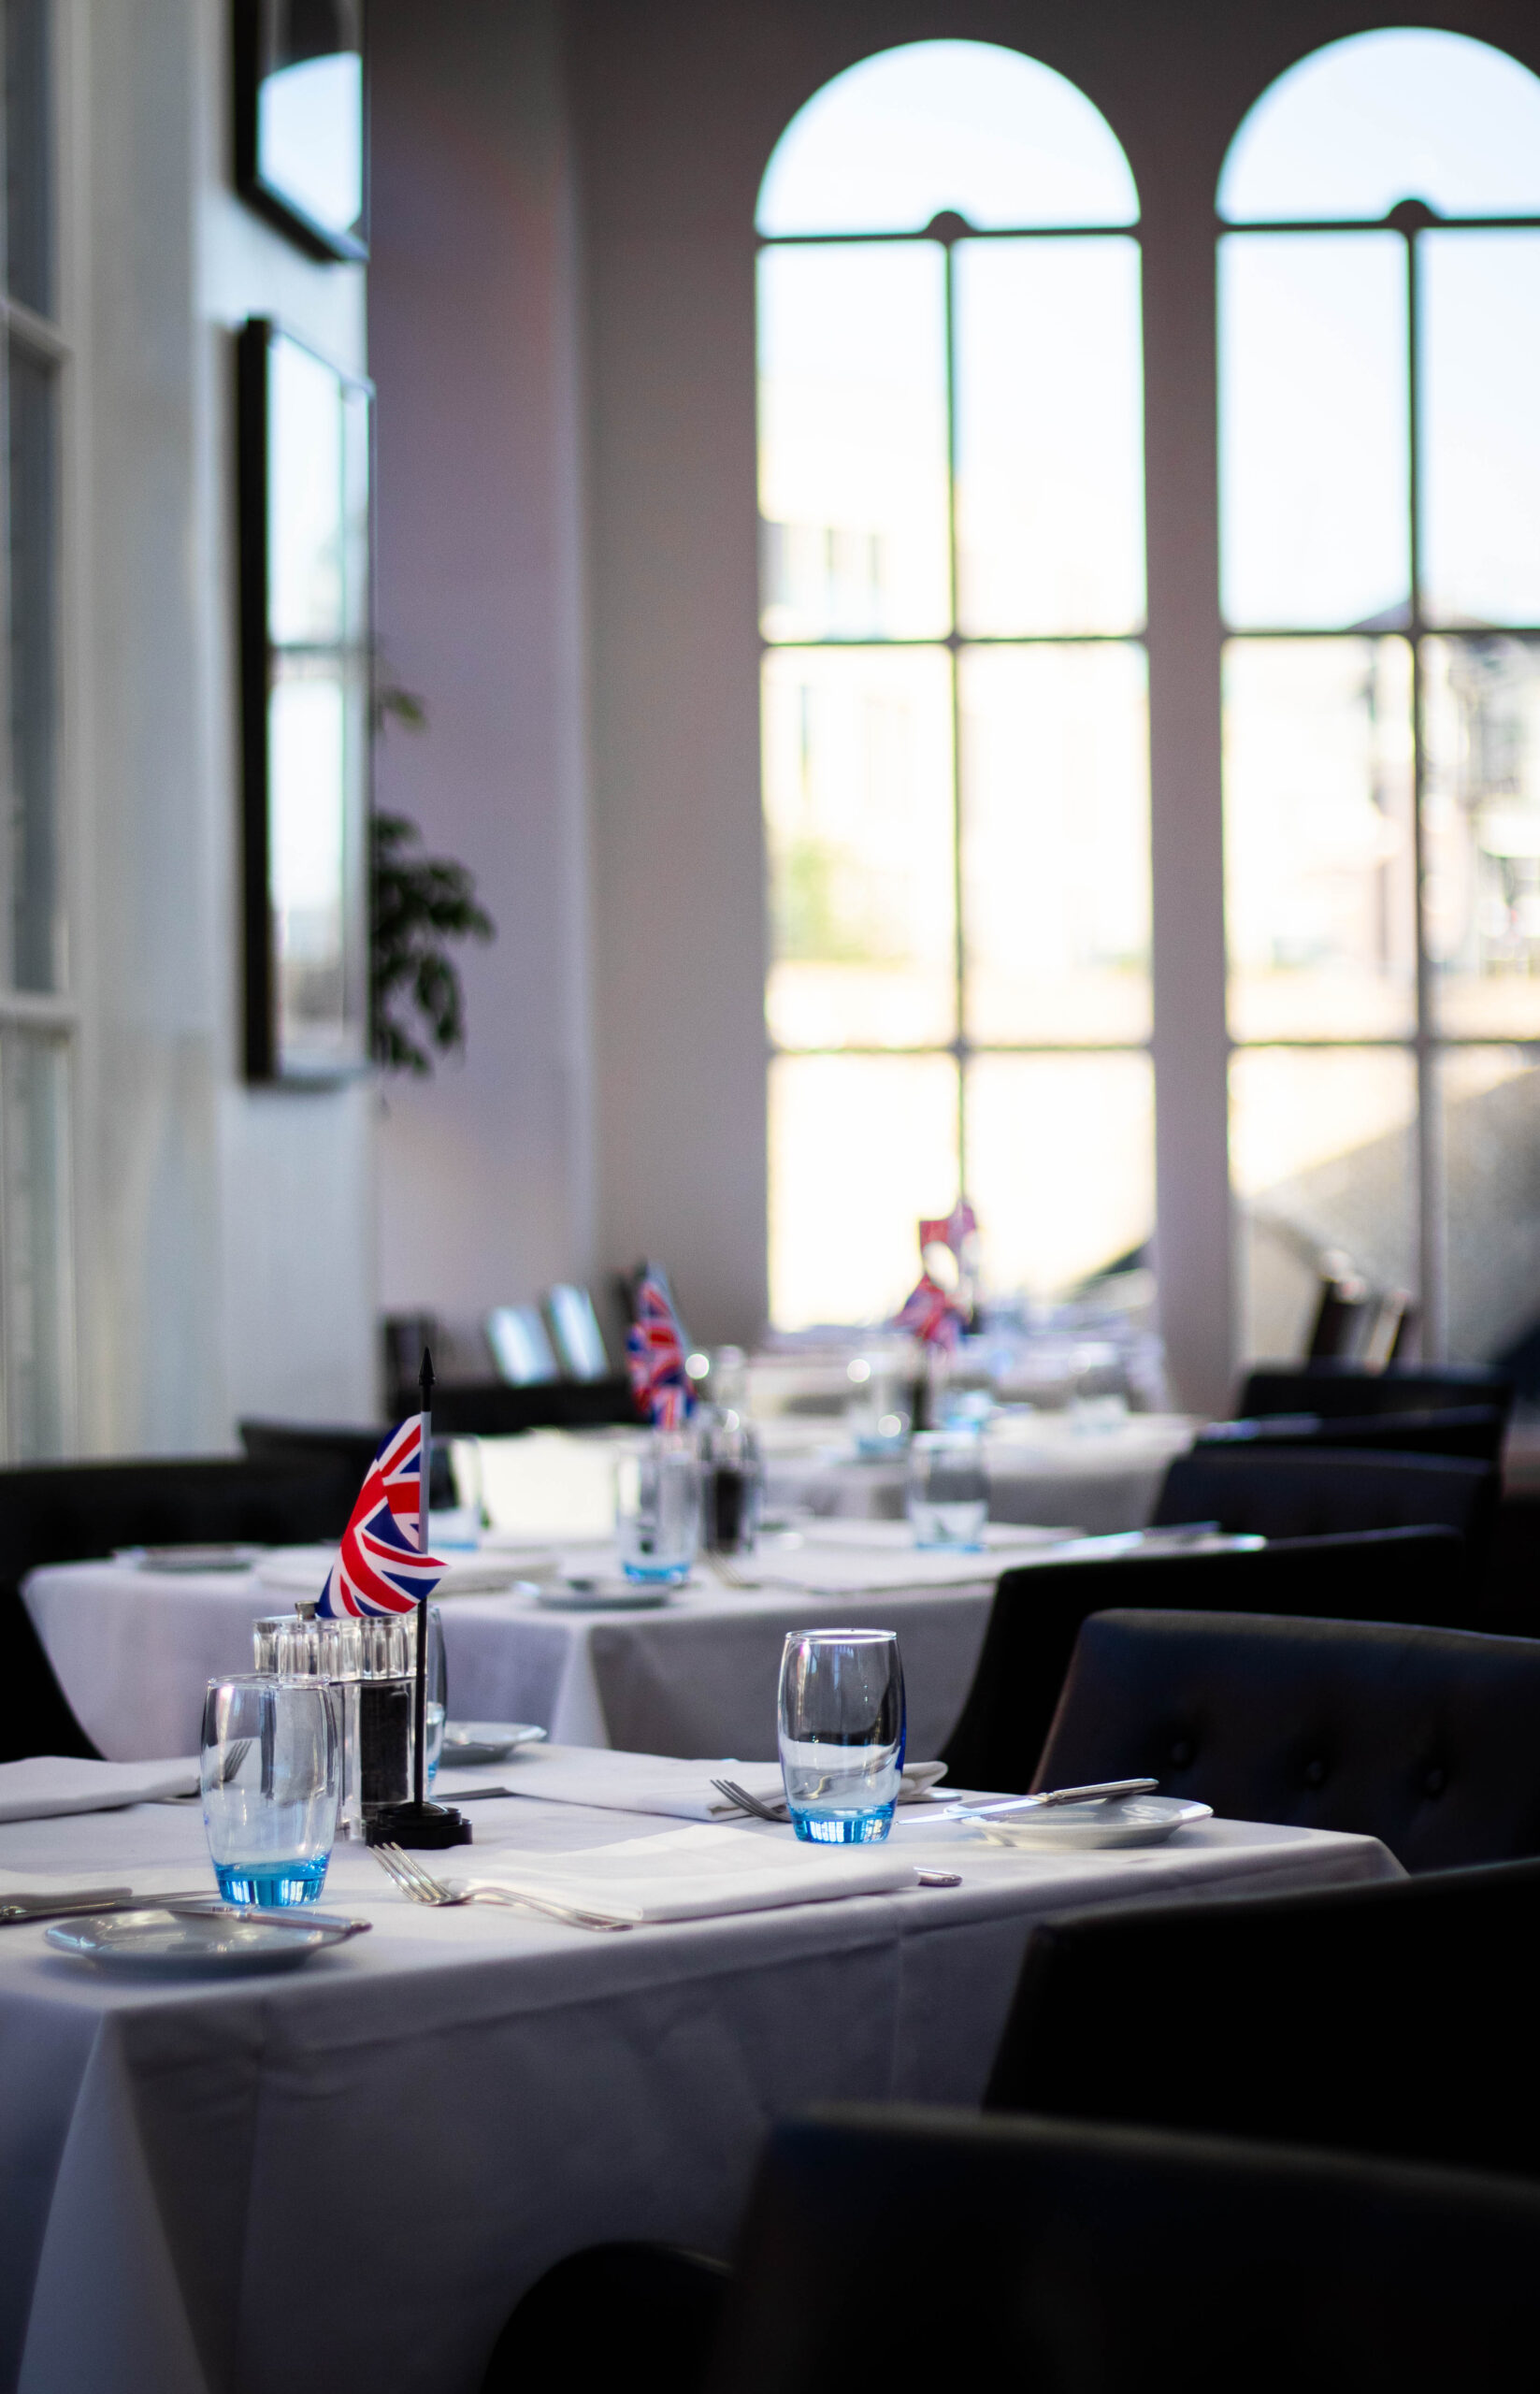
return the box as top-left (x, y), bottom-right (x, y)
top-left (200, 1675), bottom-right (340, 1905)
top-left (778, 1629), bottom-right (906, 1843)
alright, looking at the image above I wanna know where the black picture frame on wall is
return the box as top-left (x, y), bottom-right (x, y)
top-left (237, 317), bottom-right (372, 1083)
top-left (233, 0), bottom-right (367, 263)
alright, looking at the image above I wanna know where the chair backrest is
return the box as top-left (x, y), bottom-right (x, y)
top-left (0, 1453), bottom-right (357, 1762)
top-left (1305, 1270), bottom-right (1373, 1360)
top-left (1238, 1362), bottom-right (1515, 1424)
top-left (939, 1527), bottom-right (1467, 1796)
top-left (708, 2107), bottom-right (1540, 2394)
top-left (985, 1856), bottom-right (1540, 2179)
top-left (238, 1419), bottom-right (385, 1479)
top-left (1153, 1443), bottom-right (1498, 1567)
top-left (1199, 1404), bottom-right (1505, 1462)
top-left (1034, 1607), bottom-right (1540, 1869)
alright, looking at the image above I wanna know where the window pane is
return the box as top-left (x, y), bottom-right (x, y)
top-left (1219, 29), bottom-right (1540, 224)
top-left (1220, 235), bottom-right (1408, 632)
top-left (770, 1054), bottom-right (958, 1328)
top-left (1440, 1046), bottom-right (1540, 1364)
top-left (955, 238), bottom-right (1144, 636)
top-left (0, 1025), bottom-right (72, 1456)
top-left (961, 643), bottom-right (1149, 1043)
top-left (757, 244), bottom-right (948, 642)
top-left (967, 1051), bottom-right (1153, 1299)
top-left (7, 335), bottom-right (59, 991)
top-left (269, 334), bottom-right (347, 646)
top-left (270, 663), bottom-right (353, 1061)
top-left (4, 0), bottom-right (50, 313)
top-left (756, 40), bottom-right (1137, 237)
top-left (1420, 233), bottom-right (1540, 630)
top-left (763, 646), bottom-right (955, 1048)
top-left (1423, 636), bottom-right (1540, 1039)
top-left (1231, 1046), bottom-right (1418, 1363)
top-left (1225, 638), bottom-right (1415, 1041)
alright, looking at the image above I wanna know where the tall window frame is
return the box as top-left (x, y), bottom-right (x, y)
top-left (0, 0), bottom-right (74, 1459)
top-left (1218, 29), bottom-right (1540, 1363)
top-left (756, 44), bottom-right (1151, 1331)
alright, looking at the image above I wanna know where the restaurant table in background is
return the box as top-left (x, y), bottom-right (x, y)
top-left (22, 1553), bottom-right (1010, 1763)
top-left (0, 1773), bottom-right (1399, 2394)
top-left (763, 1413), bottom-right (1197, 1536)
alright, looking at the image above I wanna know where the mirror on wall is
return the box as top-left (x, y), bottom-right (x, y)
top-left (234, 0), bottom-right (367, 261)
top-left (237, 318), bottom-right (371, 1082)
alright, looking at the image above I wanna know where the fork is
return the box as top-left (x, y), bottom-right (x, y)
top-left (712, 1776), bottom-right (788, 1823)
top-left (708, 1552), bottom-right (760, 1591)
top-left (371, 1842), bottom-right (632, 1930)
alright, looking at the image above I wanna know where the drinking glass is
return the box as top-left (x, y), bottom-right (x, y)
top-left (778, 1629), bottom-right (906, 1843)
top-left (699, 1414), bottom-right (763, 1554)
top-left (411, 1603), bottom-right (448, 1785)
top-left (615, 1430), bottom-right (701, 1581)
top-left (845, 1344), bottom-right (914, 1456)
top-left (430, 1436), bottom-right (482, 1549)
top-left (200, 1676), bottom-right (340, 1905)
top-left (906, 1428), bottom-right (988, 1549)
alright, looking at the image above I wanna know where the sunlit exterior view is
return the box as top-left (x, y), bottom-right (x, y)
top-left (757, 42), bottom-right (1151, 1328)
top-left (1219, 27), bottom-right (1540, 1363)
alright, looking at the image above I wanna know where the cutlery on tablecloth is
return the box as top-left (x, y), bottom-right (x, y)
top-left (943, 1778), bottom-right (1160, 1821)
top-left (370, 1841), bottom-right (633, 1931)
top-left (428, 1785), bottom-right (514, 1803)
top-left (0, 1887), bottom-right (214, 1925)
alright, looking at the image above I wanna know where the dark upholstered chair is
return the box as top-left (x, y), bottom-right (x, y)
top-left (1237, 1363), bottom-right (1515, 1425)
top-left (1152, 1444), bottom-right (1498, 1572)
top-left (705, 2108), bottom-right (1540, 2394)
top-left (1198, 1404), bottom-right (1506, 1462)
top-left (986, 1855), bottom-right (1540, 2179)
top-left (0, 1453), bottom-right (356, 1760)
top-left (1033, 1607), bottom-right (1540, 1870)
top-left (940, 1527), bottom-right (1466, 1796)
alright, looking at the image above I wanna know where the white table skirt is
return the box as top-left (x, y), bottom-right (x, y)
top-left (0, 1781), bottom-right (1399, 2394)
top-left (766, 1414), bottom-right (1195, 1536)
top-left (23, 1562), bottom-right (1001, 1765)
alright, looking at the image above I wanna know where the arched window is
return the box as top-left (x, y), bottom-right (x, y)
top-left (1218, 29), bottom-right (1540, 1362)
top-left (757, 40), bottom-right (1149, 1326)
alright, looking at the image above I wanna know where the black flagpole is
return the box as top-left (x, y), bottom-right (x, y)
top-left (366, 1343), bottom-right (471, 1849)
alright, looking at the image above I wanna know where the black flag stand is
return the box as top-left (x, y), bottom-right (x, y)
top-left (366, 1347), bottom-right (471, 1851)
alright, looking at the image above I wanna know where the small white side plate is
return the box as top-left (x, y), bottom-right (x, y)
top-left (536, 1581), bottom-right (674, 1610)
top-left (45, 1907), bottom-right (364, 1975)
top-left (971, 1796), bottom-right (1213, 1852)
top-left (115, 1544), bottom-right (266, 1573)
top-left (440, 1722), bottom-right (549, 1767)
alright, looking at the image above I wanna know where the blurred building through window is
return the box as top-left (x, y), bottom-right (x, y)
top-left (1219, 27), bottom-right (1540, 1364)
top-left (756, 40), bottom-right (1152, 1328)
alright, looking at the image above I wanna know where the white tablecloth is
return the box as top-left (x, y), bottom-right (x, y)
top-left (24, 1557), bottom-right (1007, 1765)
top-left (0, 1777), bottom-right (1398, 2394)
top-left (766, 1414), bottom-right (1195, 1536)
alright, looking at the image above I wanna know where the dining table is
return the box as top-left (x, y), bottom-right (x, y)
top-left (22, 1526), bottom-right (1085, 1766)
top-left (0, 1756), bottom-right (1400, 2394)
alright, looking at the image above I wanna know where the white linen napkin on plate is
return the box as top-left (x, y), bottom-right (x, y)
top-left (477, 1743), bottom-right (944, 1821)
top-left (0, 1755), bottom-right (198, 1824)
top-left (466, 1822), bottom-right (919, 1922)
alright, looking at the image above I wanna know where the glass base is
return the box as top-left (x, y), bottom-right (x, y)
top-left (620, 1562), bottom-right (692, 1584)
top-left (213, 1857), bottom-right (329, 1906)
top-left (790, 1806), bottom-right (896, 1844)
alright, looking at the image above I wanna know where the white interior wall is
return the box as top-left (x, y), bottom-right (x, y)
top-left (368, 0), bottom-right (596, 1340)
top-left (69, 0), bottom-right (376, 1452)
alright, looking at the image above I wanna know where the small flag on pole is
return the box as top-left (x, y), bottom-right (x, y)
top-left (626, 1264), bottom-right (692, 1429)
top-left (894, 1271), bottom-right (966, 1353)
top-left (318, 1416), bottom-right (448, 1619)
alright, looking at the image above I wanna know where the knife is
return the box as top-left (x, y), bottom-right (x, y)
top-left (0, 1887), bottom-right (210, 1925)
top-left (943, 1777), bottom-right (1159, 1821)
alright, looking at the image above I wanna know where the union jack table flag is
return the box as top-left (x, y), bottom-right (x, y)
top-left (626, 1265), bottom-right (693, 1430)
top-left (318, 1416), bottom-right (448, 1619)
top-left (894, 1270), bottom-right (966, 1353)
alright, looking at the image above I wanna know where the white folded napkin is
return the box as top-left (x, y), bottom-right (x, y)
top-left (730, 1533), bottom-right (1056, 1594)
top-left (483, 1743), bottom-right (943, 1821)
top-left (0, 1755), bottom-right (198, 1824)
top-left (466, 1822), bottom-right (919, 1923)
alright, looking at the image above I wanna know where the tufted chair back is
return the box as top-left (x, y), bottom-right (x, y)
top-left (985, 1855), bottom-right (1540, 2177)
top-left (1152, 1444), bottom-right (1498, 1572)
top-left (1032, 1608), bottom-right (1540, 1870)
